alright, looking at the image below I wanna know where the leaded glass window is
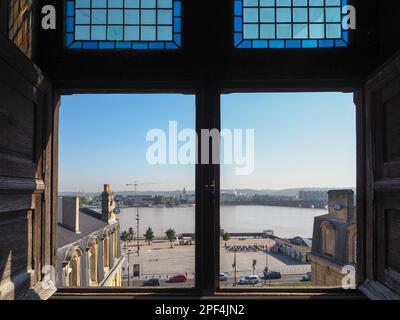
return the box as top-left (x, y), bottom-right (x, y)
top-left (234, 0), bottom-right (349, 48)
top-left (65, 0), bottom-right (182, 50)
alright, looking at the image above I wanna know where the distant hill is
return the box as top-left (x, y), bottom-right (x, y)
top-left (60, 187), bottom-right (355, 197)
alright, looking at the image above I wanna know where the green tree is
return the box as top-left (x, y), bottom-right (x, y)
top-left (120, 231), bottom-right (129, 242)
top-left (222, 232), bottom-right (230, 247)
top-left (165, 228), bottom-right (176, 248)
top-left (144, 227), bottom-right (155, 245)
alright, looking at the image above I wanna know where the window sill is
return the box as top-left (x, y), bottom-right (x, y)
top-left (51, 288), bottom-right (367, 300)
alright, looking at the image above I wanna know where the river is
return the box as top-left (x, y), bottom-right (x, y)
top-left (117, 205), bottom-right (326, 238)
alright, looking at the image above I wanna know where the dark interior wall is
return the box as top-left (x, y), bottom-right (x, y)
top-left (7, 0), bottom-right (34, 59)
top-left (0, 1), bottom-right (8, 35)
top-left (0, 2), bottom-right (58, 298)
top-left (36, 0), bottom-right (381, 91)
top-left (378, 1), bottom-right (400, 64)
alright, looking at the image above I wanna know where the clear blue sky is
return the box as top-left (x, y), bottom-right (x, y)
top-left (59, 92), bottom-right (356, 192)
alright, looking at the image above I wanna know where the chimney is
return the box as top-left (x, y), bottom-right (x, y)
top-left (62, 197), bottom-right (80, 233)
top-left (101, 184), bottom-right (116, 224)
top-left (327, 190), bottom-right (355, 222)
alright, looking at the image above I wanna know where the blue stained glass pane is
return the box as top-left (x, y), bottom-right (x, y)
top-left (277, 0), bottom-right (291, 6)
top-left (293, 8), bottom-right (308, 23)
top-left (91, 26), bottom-right (107, 40)
top-left (260, 24), bottom-right (275, 39)
top-left (75, 9), bottom-right (90, 24)
top-left (234, 33), bottom-right (243, 46)
top-left (108, 10), bottom-right (124, 24)
top-left (125, 10), bottom-right (139, 24)
top-left (109, 0), bottom-right (124, 8)
top-left (75, 0), bottom-right (90, 8)
top-left (141, 10), bottom-right (156, 25)
top-left (99, 42), bottom-right (115, 49)
top-left (158, 0), bottom-right (173, 9)
top-left (235, 0), bottom-right (349, 48)
top-left (302, 40), bottom-right (318, 47)
top-left (107, 26), bottom-right (123, 40)
top-left (238, 40), bottom-right (252, 48)
top-left (244, 0), bottom-right (258, 6)
top-left (75, 26), bottom-right (90, 40)
top-left (92, 10), bottom-right (107, 24)
top-left (269, 40), bottom-right (285, 48)
top-left (243, 24), bottom-right (259, 39)
top-left (66, 2), bottom-right (75, 16)
top-left (234, 17), bottom-right (243, 32)
top-left (65, 0), bottom-right (182, 50)
top-left (125, 0), bottom-right (140, 8)
top-left (253, 40), bottom-right (268, 48)
top-left (158, 10), bottom-right (173, 25)
top-left (174, 18), bottom-right (181, 32)
top-left (277, 8), bottom-right (291, 22)
top-left (142, 0), bottom-right (156, 8)
top-left (158, 26), bottom-right (173, 41)
top-left (286, 40), bottom-right (301, 48)
top-left (92, 0), bottom-right (107, 8)
top-left (66, 17), bottom-right (74, 32)
top-left (260, 8), bottom-right (275, 23)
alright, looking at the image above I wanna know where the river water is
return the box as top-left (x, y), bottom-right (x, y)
top-left (117, 205), bottom-right (326, 238)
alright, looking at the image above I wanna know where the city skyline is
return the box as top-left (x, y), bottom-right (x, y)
top-left (59, 92), bottom-right (356, 192)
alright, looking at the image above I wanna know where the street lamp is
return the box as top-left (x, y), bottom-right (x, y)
top-left (232, 248), bottom-right (237, 287)
top-left (125, 249), bottom-right (134, 287)
top-left (265, 247), bottom-right (269, 286)
top-left (136, 210), bottom-right (141, 256)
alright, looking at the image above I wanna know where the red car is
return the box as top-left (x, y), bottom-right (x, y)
top-left (168, 274), bottom-right (187, 283)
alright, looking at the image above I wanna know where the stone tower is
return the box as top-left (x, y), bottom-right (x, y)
top-left (101, 184), bottom-right (116, 224)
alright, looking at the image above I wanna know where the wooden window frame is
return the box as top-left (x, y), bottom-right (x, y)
top-left (54, 86), bottom-right (366, 299)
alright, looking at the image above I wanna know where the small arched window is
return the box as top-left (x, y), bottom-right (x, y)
top-left (87, 236), bottom-right (100, 286)
top-left (64, 246), bottom-right (83, 287)
top-left (321, 221), bottom-right (335, 257)
top-left (112, 231), bottom-right (118, 261)
top-left (347, 225), bottom-right (357, 264)
top-left (103, 233), bottom-right (110, 274)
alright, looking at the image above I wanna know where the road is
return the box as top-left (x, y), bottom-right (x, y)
top-left (123, 274), bottom-right (305, 288)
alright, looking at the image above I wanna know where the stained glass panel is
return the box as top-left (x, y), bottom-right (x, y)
top-left (234, 0), bottom-right (349, 48)
top-left (65, 0), bottom-right (182, 50)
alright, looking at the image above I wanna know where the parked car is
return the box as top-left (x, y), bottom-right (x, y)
top-left (301, 272), bottom-right (312, 281)
top-left (168, 274), bottom-right (187, 283)
top-left (142, 278), bottom-right (160, 287)
top-left (238, 275), bottom-right (260, 285)
top-left (219, 273), bottom-right (228, 281)
top-left (263, 271), bottom-right (282, 280)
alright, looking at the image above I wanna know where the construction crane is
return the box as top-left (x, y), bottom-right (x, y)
top-left (126, 181), bottom-right (160, 256)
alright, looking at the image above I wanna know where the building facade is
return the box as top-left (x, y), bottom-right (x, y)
top-left (57, 184), bottom-right (124, 287)
top-left (309, 190), bottom-right (357, 287)
top-left (272, 236), bottom-right (312, 264)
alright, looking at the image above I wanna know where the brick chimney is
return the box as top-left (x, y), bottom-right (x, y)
top-left (62, 197), bottom-right (80, 233)
top-left (101, 184), bottom-right (116, 224)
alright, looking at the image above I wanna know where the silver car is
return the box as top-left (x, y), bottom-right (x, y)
top-left (219, 273), bottom-right (228, 281)
top-left (238, 275), bottom-right (260, 285)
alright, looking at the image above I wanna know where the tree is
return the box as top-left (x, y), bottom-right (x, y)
top-left (222, 232), bottom-right (230, 247)
top-left (120, 231), bottom-right (129, 242)
top-left (165, 228), bottom-right (176, 248)
top-left (144, 227), bottom-right (154, 245)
